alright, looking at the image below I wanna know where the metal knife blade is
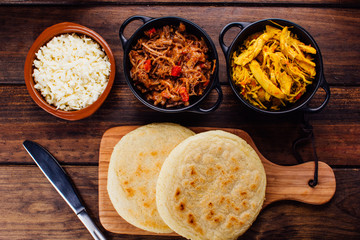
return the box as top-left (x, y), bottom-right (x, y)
top-left (23, 140), bottom-right (106, 240)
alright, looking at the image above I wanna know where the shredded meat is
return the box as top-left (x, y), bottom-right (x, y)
top-left (129, 23), bottom-right (216, 108)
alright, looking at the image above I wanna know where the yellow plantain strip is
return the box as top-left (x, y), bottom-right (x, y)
top-left (278, 72), bottom-right (292, 96)
top-left (234, 32), bottom-right (275, 66)
top-left (249, 60), bottom-right (285, 99)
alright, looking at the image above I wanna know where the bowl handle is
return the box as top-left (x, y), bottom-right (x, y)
top-left (119, 15), bottom-right (153, 49)
top-left (188, 82), bottom-right (223, 114)
top-left (303, 76), bottom-right (331, 113)
top-left (219, 22), bottom-right (250, 55)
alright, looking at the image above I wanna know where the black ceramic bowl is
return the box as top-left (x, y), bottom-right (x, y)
top-left (219, 19), bottom-right (330, 115)
top-left (119, 16), bottom-right (223, 113)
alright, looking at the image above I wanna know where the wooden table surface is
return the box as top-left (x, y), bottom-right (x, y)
top-left (1, 1), bottom-right (359, 239)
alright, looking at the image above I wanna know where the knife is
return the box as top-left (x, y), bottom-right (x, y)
top-left (23, 140), bottom-right (107, 240)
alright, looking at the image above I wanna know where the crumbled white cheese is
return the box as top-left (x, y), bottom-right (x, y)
top-left (32, 33), bottom-right (111, 111)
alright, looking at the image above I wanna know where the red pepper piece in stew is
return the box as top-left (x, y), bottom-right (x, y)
top-left (179, 87), bottom-right (189, 102)
top-left (143, 60), bottom-right (151, 72)
top-left (295, 92), bottom-right (302, 100)
top-left (171, 65), bottom-right (182, 77)
top-left (147, 28), bottom-right (156, 36)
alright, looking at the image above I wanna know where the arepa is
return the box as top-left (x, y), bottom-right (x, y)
top-left (107, 123), bottom-right (195, 233)
top-left (156, 130), bottom-right (266, 240)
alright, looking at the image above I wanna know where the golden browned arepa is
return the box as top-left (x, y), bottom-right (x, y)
top-left (107, 123), bottom-right (195, 233)
top-left (156, 130), bottom-right (266, 239)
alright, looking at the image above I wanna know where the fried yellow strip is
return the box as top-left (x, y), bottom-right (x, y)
top-left (294, 39), bottom-right (317, 54)
top-left (249, 60), bottom-right (285, 99)
top-left (269, 51), bottom-right (284, 82)
top-left (265, 25), bottom-right (282, 36)
top-left (234, 32), bottom-right (275, 66)
top-left (280, 57), bottom-right (312, 84)
top-left (291, 39), bottom-right (316, 67)
top-left (295, 59), bottom-right (316, 78)
top-left (280, 27), bottom-right (316, 67)
top-left (278, 71), bottom-right (292, 96)
top-left (280, 27), bottom-right (298, 60)
top-left (232, 64), bottom-right (251, 86)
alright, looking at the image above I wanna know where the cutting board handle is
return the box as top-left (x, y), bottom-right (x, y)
top-left (262, 160), bottom-right (336, 207)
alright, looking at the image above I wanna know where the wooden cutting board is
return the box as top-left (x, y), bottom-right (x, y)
top-left (98, 126), bottom-right (336, 235)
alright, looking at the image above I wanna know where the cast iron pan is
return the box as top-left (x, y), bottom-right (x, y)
top-left (219, 18), bottom-right (330, 115)
top-left (120, 16), bottom-right (223, 114)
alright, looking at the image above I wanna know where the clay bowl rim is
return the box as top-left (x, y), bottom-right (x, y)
top-left (24, 22), bottom-right (116, 121)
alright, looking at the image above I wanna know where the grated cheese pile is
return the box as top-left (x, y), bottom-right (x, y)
top-left (32, 33), bottom-right (111, 111)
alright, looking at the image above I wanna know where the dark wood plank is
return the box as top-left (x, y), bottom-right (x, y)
top-left (1, 85), bottom-right (359, 166)
top-left (0, 165), bottom-right (358, 239)
top-left (0, 6), bottom-right (359, 85)
top-left (0, 2), bottom-right (358, 240)
top-left (1, 0), bottom-right (359, 6)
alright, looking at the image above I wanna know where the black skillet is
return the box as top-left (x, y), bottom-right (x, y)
top-left (119, 16), bottom-right (223, 114)
top-left (219, 18), bottom-right (330, 115)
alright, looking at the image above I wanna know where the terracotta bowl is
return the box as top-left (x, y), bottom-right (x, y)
top-left (24, 22), bottom-right (116, 121)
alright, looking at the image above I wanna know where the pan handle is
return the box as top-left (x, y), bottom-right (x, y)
top-left (219, 22), bottom-right (250, 55)
top-left (302, 76), bottom-right (331, 113)
top-left (188, 81), bottom-right (223, 114)
top-left (119, 15), bottom-right (153, 49)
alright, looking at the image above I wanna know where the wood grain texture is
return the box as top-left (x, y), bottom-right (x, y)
top-left (0, 6), bottom-right (359, 85)
top-left (98, 126), bottom-right (335, 235)
top-left (0, 2), bottom-right (359, 239)
top-left (0, 166), bottom-right (356, 239)
top-left (1, 0), bottom-right (359, 6)
top-left (1, 85), bottom-right (359, 166)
